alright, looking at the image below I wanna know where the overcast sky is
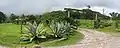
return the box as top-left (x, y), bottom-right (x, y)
top-left (0, 0), bottom-right (120, 15)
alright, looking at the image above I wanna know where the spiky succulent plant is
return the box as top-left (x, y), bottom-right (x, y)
top-left (20, 22), bottom-right (48, 44)
top-left (50, 21), bottom-right (71, 38)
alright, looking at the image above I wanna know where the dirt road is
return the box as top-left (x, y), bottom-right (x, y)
top-left (0, 45), bottom-right (7, 48)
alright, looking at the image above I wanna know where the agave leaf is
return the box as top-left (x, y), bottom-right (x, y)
top-left (21, 22), bottom-right (48, 43)
top-left (39, 35), bottom-right (46, 38)
top-left (25, 26), bottom-right (35, 36)
top-left (37, 23), bottom-right (46, 34)
top-left (30, 37), bottom-right (34, 42)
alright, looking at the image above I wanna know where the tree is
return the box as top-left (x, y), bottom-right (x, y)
top-left (109, 12), bottom-right (118, 20)
top-left (27, 15), bottom-right (36, 24)
top-left (86, 5), bottom-right (91, 9)
top-left (0, 11), bottom-right (7, 23)
top-left (21, 14), bottom-right (26, 24)
top-left (82, 9), bottom-right (94, 20)
top-left (40, 11), bottom-right (67, 24)
top-left (109, 12), bottom-right (120, 29)
top-left (9, 13), bottom-right (17, 23)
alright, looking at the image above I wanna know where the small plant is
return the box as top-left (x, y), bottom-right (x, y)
top-left (20, 22), bottom-right (48, 44)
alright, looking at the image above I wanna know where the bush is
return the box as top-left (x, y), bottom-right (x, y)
top-left (94, 19), bottom-right (101, 29)
top-left (50, 21), bottom-right (71, 39)
top-left (20, 20), bottom-right (73, 44)
top-left (115, 20), bottom-right (120, 29)
top-left (100, 21), bottom-right (112, 28)
top-left (20, 22), bottom-right (49, 44)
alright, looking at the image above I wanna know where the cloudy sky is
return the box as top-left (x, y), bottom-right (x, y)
top-left (0, 0), bottom-right (120, 15)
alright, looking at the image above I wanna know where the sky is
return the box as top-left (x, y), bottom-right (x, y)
top-left (0, 0), bottom-right (120, 15)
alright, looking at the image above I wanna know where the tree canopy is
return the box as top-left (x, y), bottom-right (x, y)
top-left (0, 11), bottom-right (7, 23)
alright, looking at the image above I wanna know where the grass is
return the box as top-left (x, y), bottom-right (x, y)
top-left (97, 26), bottom-right (120, 37)
top-left (78, 19), bottom-right (93, 29)
top-left (40, 31), bottom-right (84, 47)
top-left (21, 31), bottom-right (84, 48)
top-left (97, 20), bottom-right (120, 36)
top-left (0, 23), bottom-right (21, 47)
top-left (78, 19), bottom-right (120, 36)
top-left (0, 23), bottom-right (84, 48)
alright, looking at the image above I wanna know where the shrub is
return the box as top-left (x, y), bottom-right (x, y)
top-left (100, 21), bottom-right (112, 28)
top-left (50, 21), bottom-right (71, 39)
top-left (94, 19), bottom-right (101, 29)
top-left (115, 20), bottom-right (120, 29)
top-left (20, 22), bottom-right (49, 44)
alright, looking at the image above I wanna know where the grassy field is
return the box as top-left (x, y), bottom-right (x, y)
top-left (78, 19), bottom-right (94, 29)
top-left (97, 26), bottom-right (120, 36)
top-left (0, 23), bottom-right (21, 46)
top-left (0, 23), bottom-right (83, 48)
top-left (40, 31), bottom-right (84, 47)
top-left (1, 20), bottom-right (119, 48)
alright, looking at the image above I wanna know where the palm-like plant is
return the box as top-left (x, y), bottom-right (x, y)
top-left (50, 21), bottom-right (71, 39)
top-left (20, 22), bottom-right (48, 44)
top-left (109, 12), bottom-right (118, 19)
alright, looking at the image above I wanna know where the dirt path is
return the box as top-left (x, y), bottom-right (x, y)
top-left (45, 28), bottom-right (120, 48)
top-left (0, 45), bottom-right (7, 48)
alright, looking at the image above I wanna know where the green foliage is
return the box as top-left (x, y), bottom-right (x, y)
top-left (9, 13), bottom-right (18, 23)
top-left (50, 21), bottom-right (71, 38)
top-left (40, 11), bottom-right (67, 24)
top-left (115, 20), bottom-right (120, 29)
top-left (109, 12), bottom-right (120, 29)
top-left (0, 11), bottom-right (7, 23)
top-left (40, 31), bottom-right (83, 47)
top-left (78, 20), bottom-right (93, 29)
top-left (20, 20), bottom-right (74, 44)
top-left (94, 20), bottom-right (100, 29)
top-left (40, 11), bottom-right (78, 30)
top-left (0, 23), bottom-right (83, 48)
top-left (26, 15), bottom-right (36, 24)
top-left (20, 22), bottom-right (48, 44)
top-left (100, 20), bottom-right (112, 28)
top-left (75, 9), bottom-right (110, 20)
top-left (109, 12), bottom-right (118, 20)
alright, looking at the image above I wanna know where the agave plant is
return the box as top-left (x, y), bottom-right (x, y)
top-left (50, 21), bottom-right (71, 39)
top-left (20, 22), bottom-right (48, 44)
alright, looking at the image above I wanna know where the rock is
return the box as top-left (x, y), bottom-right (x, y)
top-left (33, 45), bottom-right (41, 48)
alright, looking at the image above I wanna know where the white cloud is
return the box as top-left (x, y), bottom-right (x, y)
top-left (0, 0), bottom-right (120, 15)
top-left (90, 6), bottom-right (119, 16)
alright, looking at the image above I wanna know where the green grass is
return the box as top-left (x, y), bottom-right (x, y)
top-left (40, 31), bottom-right (84, 47)
top-left (97, 26), bottom-right (120, 37)
top-left (0, 23), bottom-right (84, 48)
top-left (78, 19), bottom-right (120, 36)
top-left (0, 23), bottom-right (21, 47)
top-left (19, 31), bottom-right (84, 48)
top-left (97, 20), bottom-right (120, 36)
top-left (78, 19), bottom-right (93, 29)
